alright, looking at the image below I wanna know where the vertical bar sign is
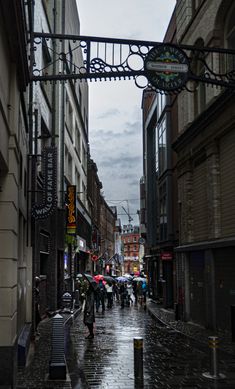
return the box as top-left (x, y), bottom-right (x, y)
top-left (66, 185), bottom-right (76, 234)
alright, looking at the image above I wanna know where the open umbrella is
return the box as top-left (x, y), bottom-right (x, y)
top-left (132, 277), bottom-right (147, 282)
top-left (116, 276), bottom-right (128, 283)
top-left (93, 274), bottom-right (104, 283)
top-left (103, 275), bottom-right (116, 283)
top-left (124, 273), bottom-right (133, 280)
top-left (83, 273), bottom-right (98, 290)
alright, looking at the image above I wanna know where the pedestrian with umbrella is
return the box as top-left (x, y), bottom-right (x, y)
top-left (94, 276), bottom-right (106, 313)
top-left (83, 274), bottom-right (97, 339)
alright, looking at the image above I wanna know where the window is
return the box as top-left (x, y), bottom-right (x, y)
top-left (65, 92), bottom-right (73, 140)
top-left (158, 118), bottom-right (167, 174)
top-left (75, 168), bottom-right (80, 195)
top-left (192, 39), bottom-right (206, 117)
top-left (225, 5), bottom-right (235, 72)
top-left (82, 143), bottom-right (87, 173)
top-left (82, 182), bottom-right (86, 204)
top-left (159, 182), bottom-right (167, 241)
top-left (41, 36), bottom-right (52, 100)
top-left (192, 0), bottom-right (203, 13)
top-left (157, 94), bottom-right (166, 120)
top-left (155, 123), bottom-right (159, 173)
top-left (24, 169), bottom-right (27, 198)
top-left (19, 152), bottom-right (23, 187)
top-left (68, 153), bottom-right (72, 183)
top-left (68, 43), bottom-right (74, 73)
top-left (75, 122), bottom-right (81, 158)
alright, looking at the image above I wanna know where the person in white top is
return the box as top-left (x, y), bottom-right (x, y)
top-left (105, 282), bottom-right (113, 308)
top-left (126, 282), bottom-right (134, 305)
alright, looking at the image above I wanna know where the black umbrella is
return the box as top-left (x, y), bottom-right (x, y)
top-left (103, 275), bottom-right (116, 283)
top-left (83, 273), bottom-right (98, 290)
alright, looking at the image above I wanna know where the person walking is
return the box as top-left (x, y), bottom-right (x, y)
top-left (132, 281), bottom-right (138, 304)
top-left (83, 277), bottom-right (96, 339)
top-left (105, 281), bottom-right (113, 309)
top-left (137, 281), bottom-right (144, 305)
top-left (34, 276), bottom-right (41, 336)
top-left (142, 281), bottom-right (147, 305)
top-left (119, 282), bottom-right (127, 308)
top-left (96, 280), bottom-right (106, 313)
top-left (126, 282), bottom-right (134, 305)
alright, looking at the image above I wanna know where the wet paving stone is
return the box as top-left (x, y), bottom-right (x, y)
top-left (67, 302), bottom-right (235, 388)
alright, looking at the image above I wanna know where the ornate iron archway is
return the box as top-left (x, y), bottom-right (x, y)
top-left (31, 32), bottom-right (235, 94)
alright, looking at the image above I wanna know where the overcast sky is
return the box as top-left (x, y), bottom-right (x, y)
top-left (76, 0), bottom-right (176, 225)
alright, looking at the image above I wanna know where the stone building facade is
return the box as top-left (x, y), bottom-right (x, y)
top-left (141, 8), bottom-right (178, 308)
top-left (0, 1), bottom-right (30, 386)
top-left (173, 0), bottom-right (235, 331)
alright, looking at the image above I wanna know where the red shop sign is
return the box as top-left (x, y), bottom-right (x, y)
top-left (160, 252), bottom-right (173, 261)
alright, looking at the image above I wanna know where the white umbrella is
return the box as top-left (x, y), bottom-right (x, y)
top-left (123, 273), bottom-right (133, 280)
top-left (133, 277), bottom-right (146, 282)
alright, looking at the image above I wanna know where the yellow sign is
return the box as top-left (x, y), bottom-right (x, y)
top-left (66, 185), bottom-right (76, 234)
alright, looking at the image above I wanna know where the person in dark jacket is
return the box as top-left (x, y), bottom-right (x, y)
top-left (34, 276), bottom-right (41, 335)
top-left (83, 279), bottom-right (96, 339)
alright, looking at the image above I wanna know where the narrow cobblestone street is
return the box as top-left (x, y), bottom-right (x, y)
top-left (66, 301), bottom-right (235, 389)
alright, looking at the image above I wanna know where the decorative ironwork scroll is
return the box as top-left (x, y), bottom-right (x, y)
top-left (31, 32), bottom-right (235, 94)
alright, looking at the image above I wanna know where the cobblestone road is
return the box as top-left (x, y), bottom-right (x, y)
top-left (67, 302), bottom-right (235, 389)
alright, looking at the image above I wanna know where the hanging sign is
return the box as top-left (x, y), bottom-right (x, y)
top-left (32, 147), bottom-right (57, 219)
top-left (144, 43), bottom-right (189, 92)
top-left (66, 185), bottom-right (76, 234)
top-left (160, 252), bottom-right (173, 261)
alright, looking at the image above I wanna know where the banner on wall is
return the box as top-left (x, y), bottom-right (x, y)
top-left (32, 147), bottom-right (57, 219)
top-left (66, 185), bottom-right (76, 234)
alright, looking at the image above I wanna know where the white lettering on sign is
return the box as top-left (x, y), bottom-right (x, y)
top-left (146, 61), bottom-right (188, 73)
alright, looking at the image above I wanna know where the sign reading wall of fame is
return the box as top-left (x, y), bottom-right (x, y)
top-left (144, 44), bottom-right (189, 92)
top-left (66, 185), bottom-right (76, 235)
top-left (32, 147), bottom-right (57, 219)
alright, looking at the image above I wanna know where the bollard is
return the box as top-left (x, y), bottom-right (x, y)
top-left (134, 337), bottom-right (144, 386)
top-left (61, 292), bottom-right (72, 313)
top-left (49, 314), bottom-right (66, 380)
top-left (202, 336), bottom-right (225, 380)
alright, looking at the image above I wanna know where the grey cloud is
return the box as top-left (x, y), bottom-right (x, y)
top-left (97, 108), bottom-right (120, 119)
top-left (90, 121), bottom-right (141, 140)
top-left (100, 154), bottom-right (141, 169)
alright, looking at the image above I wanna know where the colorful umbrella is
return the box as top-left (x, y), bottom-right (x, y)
top-left (93, 274), bottom-right (104, 283)
top-left (116, 276), bottom-right (128, 283)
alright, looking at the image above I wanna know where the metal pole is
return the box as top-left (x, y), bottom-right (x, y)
top-left (202, 336), bottom-right (226, 380)
top-left (209, 336), bottom-right (219, 378)
top-left (134, 337), bottom-right (144, 386)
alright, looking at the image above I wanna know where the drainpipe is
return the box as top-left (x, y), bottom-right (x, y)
top-left (60, 0), bottom-right (65, 207)
top-left (28, 0), bottom-right (37, 334)
top-left (51, 0), bottom-right (57, 146)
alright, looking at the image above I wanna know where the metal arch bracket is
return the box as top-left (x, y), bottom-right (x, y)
top-left (31, 32), bottom-right (235, 94)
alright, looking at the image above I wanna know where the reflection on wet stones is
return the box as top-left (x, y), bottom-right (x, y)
top-left (67, 303), bottom-right (235, 389)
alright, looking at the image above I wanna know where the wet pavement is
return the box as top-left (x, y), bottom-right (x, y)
top-left (67, 301), bottom-right (235, 389)
top-left (16, 300), bottom-right (235, 388)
